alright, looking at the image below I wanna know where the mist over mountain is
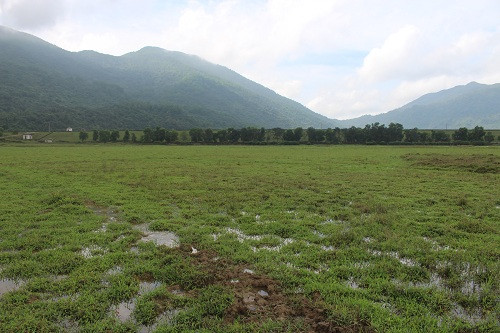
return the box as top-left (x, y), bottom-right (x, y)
top-left (338, 82), bottom-right (500, 129)
top-left (0, 26), bottom-right (336, 131)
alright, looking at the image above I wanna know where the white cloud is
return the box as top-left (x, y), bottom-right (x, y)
top-left (358, 25), bottom-right (422, 82)
top-left (1, 0), bottom-right (499, 120)
top-left (0, 0), bottom-right (66, 29)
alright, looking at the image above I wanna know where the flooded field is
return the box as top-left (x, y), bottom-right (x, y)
top-left (0, 145), bottom-right (498, 332)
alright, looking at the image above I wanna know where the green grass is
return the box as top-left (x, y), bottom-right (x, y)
top-left (0, 145), bottom-right (498, 332)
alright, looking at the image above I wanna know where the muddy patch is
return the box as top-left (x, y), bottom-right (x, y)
top-left (133, 224), bottom-right (179, 248)
top-left (177, 244), bottom-right (372, 332)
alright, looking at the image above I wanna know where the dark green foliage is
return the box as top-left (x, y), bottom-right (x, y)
top-left (92, 130), bottom-right (99, 141)
top-left (189, 128), bottom-right (204, 143)
top-left (431, 130), bottom-right (450, 142)
top-left (239, 127), bottom-right (265, 142)
top-left (453, 128), bottom-right (469, 141)
top-left (283, 129), bottom-right (295, 141)
top-left (227, 128), bottom-right (240, 143)
top-left (98, 130), bottom-right (111, 143)
top-left (306, 127), bottom-right (325, 143)
top-left (123, 130), bottom-right (130, 142)
top-left (79, 131), bottom-right (89, 142)
top-left (110, 130), bottom-right (120, 142)
top-left (468, 126), bottom-right (485, 141)
top-left (484, 132), bottom-right (494, 143)
top-left (202, 129), bottom-right (213, 143)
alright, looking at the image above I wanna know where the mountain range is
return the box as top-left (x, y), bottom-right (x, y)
top-left (339, 82), bottom-right (500, 129)
top-left (0, 26), bottom-right (335, 131)
top-left (0, 26), bottom-right (499, 131)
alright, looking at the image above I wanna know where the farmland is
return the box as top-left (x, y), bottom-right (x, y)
top-left (0, 144), bottom-right (498, 332)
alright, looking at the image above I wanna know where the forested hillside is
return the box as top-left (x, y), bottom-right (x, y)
top-left (0, 26), bottom-right (336, 131)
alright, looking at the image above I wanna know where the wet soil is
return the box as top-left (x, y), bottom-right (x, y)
top-left (177, 244), bottom-right (373, 333)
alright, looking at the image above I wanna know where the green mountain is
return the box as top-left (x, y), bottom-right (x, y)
top-left (339, 82), bottom-right (500, 129)
top-left (0, 26), bottom-right (336, 131)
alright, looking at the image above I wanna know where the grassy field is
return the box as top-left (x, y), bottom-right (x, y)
top-left (0, 144), bottom-right (498, 332)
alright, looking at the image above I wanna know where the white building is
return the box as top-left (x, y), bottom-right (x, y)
top-left (22, 134), bottom-right (33, 140)
top-left (66, 127), bottom-right (73, 132)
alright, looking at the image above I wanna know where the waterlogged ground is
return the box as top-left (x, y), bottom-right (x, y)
top-left (0, 144), bottom-right (498, 332)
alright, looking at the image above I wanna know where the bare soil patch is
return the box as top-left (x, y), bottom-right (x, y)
top-left (177, 244), bottom-right (373, 333)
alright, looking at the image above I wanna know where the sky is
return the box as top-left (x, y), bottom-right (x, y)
top-left (1, 0), bottom-right (499, 120)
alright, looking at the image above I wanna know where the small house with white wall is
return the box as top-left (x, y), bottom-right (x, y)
top-left (66, 127), bottom-right (73, 132)
top-left (22, 134), bottom-right (33, 140)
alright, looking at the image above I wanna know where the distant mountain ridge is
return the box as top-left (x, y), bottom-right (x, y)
top-left (0, 26), bottom-right (336, 131)
top-left (338, 82), bottom-right (500, 129)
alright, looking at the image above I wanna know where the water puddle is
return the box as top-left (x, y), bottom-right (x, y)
top-left (88, 204), bottom-right (119, 222)
top-left (111, 281), bottom-right (164, 324)
top-left (312, 230), bottom-right (326, 238)
top-left (225, 228), bottom-right (263, 242)
top-left (112, 299), bottom-right (136, 322)
top-left (106, 266), bottom-right (122, 276)
top-left (226, 228), bottom-right (294, 252)
top-left (368, 249), bottom-right (417, 267)
top-left (80, 245), bottom-right (107, 259)
top-left (0, 278), bottom-right (24, 297)
top-left (352, 261), bottom-right (370, 269)
top-left (346, 277), bottom-right (360, 289)
top-left (139, 281), bottom-right (161, 294)
top-left (87, 204), bottom-right (120, 233)
top-left (363, 237), bottom-right (374, 243)
top-left (57, 319), bottom-right (79, 332)
top-left (451, 303), bottom-right (483, 324)
top-left (139, 309), bottom-right (181, 333)
top-left (133, 224), bottom-right (179, 248)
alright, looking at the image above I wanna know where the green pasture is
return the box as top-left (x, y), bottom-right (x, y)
top-left (0, 145), bottom-right (498, 332)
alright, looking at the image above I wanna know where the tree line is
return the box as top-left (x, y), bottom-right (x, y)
top-left (82, 123), bottom-right (497, 145)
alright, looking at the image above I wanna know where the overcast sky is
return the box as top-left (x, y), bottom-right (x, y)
top-left (1, 0), bottom-right (499, 119)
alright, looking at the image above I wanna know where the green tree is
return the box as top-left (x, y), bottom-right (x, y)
top-left (227, 128), bottom-right (240, 143)
top-left (110, 130), bottom-right (120, 142)
top-left (142, 128), bottom-right (153, 143)
top-left (123, 130), bottom-right (130, 143)
top-left (131, 132), bottom-right (137, 143)
top-left (153, 127), bottom-right (165, 142)
top-left (468, 126), bottom-right (485, 141)
top-left (79, 131), bottom-right (89, 142)
top-left (293, 127), bottom-right (303, 141)
top-left (387, 123), bottom-right (404, 142)
top-left (271, 128), bottom-right (285, 141)
top-left (92, 130), bottom-right (99, 141)
top-left (431, 130), bottom-right (449, 142)
top-left (452, 127), bottom-right (469, 141)
top-left (484, 132), bottom-right (494, 143)
top-left (98, 130), bottom-right (110, 143)
top-left (215, 129), bottom-right (228, 143)
top-left (204, 129), bottom-right (214, 143)
top-left (165, 130), bottom-right (178, 143)
top-left (283, 129), bottom-right (295, 141)
top-left (189, 128), bottom-right (204, 142)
